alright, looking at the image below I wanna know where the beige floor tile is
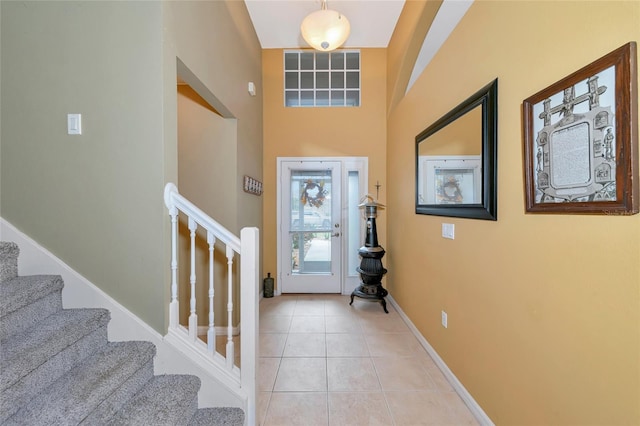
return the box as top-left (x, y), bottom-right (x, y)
top-left (259, 315), bottom-right (292, 333)
top-left (365, 332), bottom-right (423, 357)
top-left (328, 391), bottom-right (393, 426)
top-left (385, 391), bottom-right (452, 425)
top-left (419, 356), bottom-right (455, 392)
top-left (358, 312), bottom-right (411, 333)
top-left (259, 357), bottom-right (281, 391)
top-left (259, 333), bottom-right (287, 357)
top-left (274, 357), bottom-right (327, 391)
top-left (283, 333), bottom-right (326, 357)
top-left (415, 351), bottom-right (439, 370)
top-left (441, 391), bottom-right (480, 425)
top-left (295, 294), bottom-right (321, 301)
top-left (293, 300), bottom-right (325, 316)
top-left (327, 357), bottom-right (380, 392)
top-left (258, 391), bottom-right (271, 426)
top-left (290, 315), bottom-right (325, 333)
top-left (324, 297), bottom-right (355, 315)
top-left (257, 295), bottom-right (480, 426)
top-left (326, 333), bottom-right (369, 357)
top-left (260, 298), bottom-right (297, 316)
top-left (373, 357), bottom-right (436, 391)
top-left (325, 315), bottom-right (362, 333)
top-left (263, 392), bottom-right (328, 426)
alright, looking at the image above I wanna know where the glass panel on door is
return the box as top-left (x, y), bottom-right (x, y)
top-left (289, 170), bottom-right (333, 275)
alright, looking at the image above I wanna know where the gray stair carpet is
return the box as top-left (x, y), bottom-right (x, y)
top-left (0, 241), bottom-right (244, 425)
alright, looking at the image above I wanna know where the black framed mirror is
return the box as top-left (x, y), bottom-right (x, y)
top-left (416, 79), bottom-right (498, 220)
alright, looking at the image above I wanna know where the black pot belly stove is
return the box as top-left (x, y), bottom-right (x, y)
top-left (350, 197), bottom-right (388, 313)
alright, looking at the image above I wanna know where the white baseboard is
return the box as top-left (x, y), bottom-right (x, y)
top-left (0, 218), bottom-right (244, 409)
top-left (387, 294), bottom-right (494, 426)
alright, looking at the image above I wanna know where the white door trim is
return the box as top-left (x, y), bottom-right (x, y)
top-left (276, 157), bottom-right (368, 296)
top-left (280, 160), bottom-right (342, 293)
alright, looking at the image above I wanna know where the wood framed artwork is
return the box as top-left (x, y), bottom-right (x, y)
top-left (522, 42), bottom-right (638, 215)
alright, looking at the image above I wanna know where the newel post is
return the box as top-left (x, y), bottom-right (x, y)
top-left (240, 227), bottom-right (259, 426)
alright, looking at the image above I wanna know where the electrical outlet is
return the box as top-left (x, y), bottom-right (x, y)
top-left (441, 311), bottom-right (448, 328)
top-left (442, 223), bottom-right (455, 239)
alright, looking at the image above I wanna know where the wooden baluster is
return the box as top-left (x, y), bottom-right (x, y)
top-left (207, 232), bottom-right (216, 354)
top-left (169, 206), bottom-right (179, 329)
top-left (226, 246), bottom-right (234, 370)
top-left (188, 217), bottom-right (198, 342)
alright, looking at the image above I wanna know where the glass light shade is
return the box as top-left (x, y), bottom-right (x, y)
top-left (300, 9), bottom-right (350, 52)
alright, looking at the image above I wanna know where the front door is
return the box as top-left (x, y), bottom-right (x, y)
top-left (280, 161), bottom-right (342, 293)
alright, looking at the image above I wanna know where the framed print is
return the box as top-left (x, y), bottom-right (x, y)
top-left (523, 42), bottom-right (638, 214)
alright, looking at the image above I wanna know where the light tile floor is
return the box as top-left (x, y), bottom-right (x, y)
top-left (257, 294), bottom-right (479, 426)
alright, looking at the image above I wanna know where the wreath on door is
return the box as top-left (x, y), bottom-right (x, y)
top-left (437, 176), bottom-right (463, 203)
top-left (300, 180), bottom-right (327, 208)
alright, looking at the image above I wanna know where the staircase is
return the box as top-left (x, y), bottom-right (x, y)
top-left (0, 241), bottom-right (245, 425)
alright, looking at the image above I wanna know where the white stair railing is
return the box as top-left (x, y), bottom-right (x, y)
top-left (164, 183), bottom-right (258, 426)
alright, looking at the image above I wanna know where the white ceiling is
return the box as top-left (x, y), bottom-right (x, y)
top-left (244, 0), bottom-right (406, 49)
top-left (243, 0), bottom-right (474, 93)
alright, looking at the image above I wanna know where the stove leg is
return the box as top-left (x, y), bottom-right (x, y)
top-left (349, 293), bottom-right (355, 306)
top-left (381, 298), bottom-right (388, 314)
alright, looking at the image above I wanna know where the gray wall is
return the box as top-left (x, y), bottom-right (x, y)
top-left (1, 1), bottom-right (263, 333)
top-left (1, 1), bottom-right (166, 330)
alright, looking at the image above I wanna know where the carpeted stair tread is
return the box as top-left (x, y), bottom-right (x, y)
top-left (0, 241), bottom-right (19, 283)
top-left (4, 341), bottom-right (156, 426)
top-left (0, 241), bottom-right (247, 423)
top-left (188, 407), bottom-right (246, 426)
top-left (0, 317), bottom-right (110, 424)
top-left (0, 275), bottom-right (64, 341)
top-left (0, 274), bottom-right (63, 317)
top-left (1, 308), bottom-right (111, 390)
top-left (108, 374), bottom-right (201, 425)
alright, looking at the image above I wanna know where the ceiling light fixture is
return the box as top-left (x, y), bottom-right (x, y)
top-left (300, 0), bottom-right (350, 52)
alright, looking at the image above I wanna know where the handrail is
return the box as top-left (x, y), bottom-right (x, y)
top-left (164, 183), bottom-right (240, 253)
top-left (163, 183), bottom-right (258, 426)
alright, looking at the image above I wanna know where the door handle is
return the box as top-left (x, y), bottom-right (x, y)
top-left (332, 232), bottom-right (340, 237)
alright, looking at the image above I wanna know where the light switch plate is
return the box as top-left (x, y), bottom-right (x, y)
top-left (67, 114), bottom-right (82, 135)
top-left (442, 223), bottom-right (455, 239)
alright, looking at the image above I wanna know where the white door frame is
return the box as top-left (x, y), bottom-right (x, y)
top-left (276, 157), bottom-right (368, 295)
top-left (280, 160), bottom-right (342, 293)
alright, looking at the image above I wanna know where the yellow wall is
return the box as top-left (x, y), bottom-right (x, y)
top-left (176, 86), bottom-right (239, 328)
top-left (178, 85), bottom-right (238, 230)
top-left (387, 1), bottom-right (639, 424)
top-left (161, 0), bottom-right (264, 329)
top-left (419, 105), bottom-right (482, 157)
top-left (164, 1), bottom-right (263, 238)
top-left (262, 49), bottom-right (388, 285)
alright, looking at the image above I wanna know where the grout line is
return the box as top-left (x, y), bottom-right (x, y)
top-left (260, 294), bottom-right (477, 425)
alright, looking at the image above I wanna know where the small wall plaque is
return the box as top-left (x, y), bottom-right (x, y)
top-left (243, 175), bottom-right (263, 196)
